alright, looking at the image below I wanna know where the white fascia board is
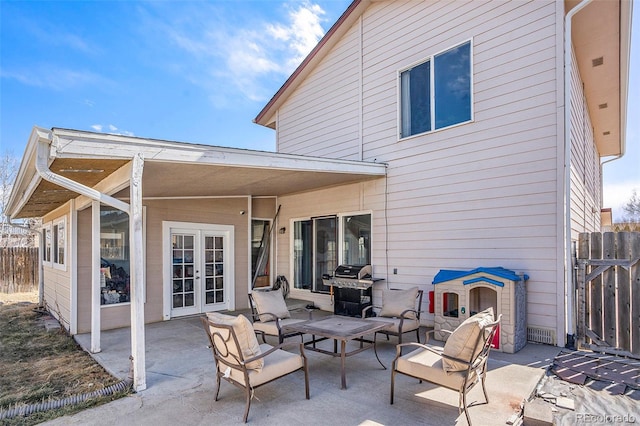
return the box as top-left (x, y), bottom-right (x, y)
top-left (6, 127), bottom-right (52, 218)
top-left (51, 128), bottom-right (387, 176)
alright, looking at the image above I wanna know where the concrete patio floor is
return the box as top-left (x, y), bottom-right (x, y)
top-left (46, 307), bottom-right (561, 426)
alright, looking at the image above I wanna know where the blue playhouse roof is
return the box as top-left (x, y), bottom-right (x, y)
top-left (432, 267), bottom-right (528, 286)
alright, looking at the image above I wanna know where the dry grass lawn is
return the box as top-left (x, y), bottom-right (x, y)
top-left (0, 292), bottom-right (129, 425)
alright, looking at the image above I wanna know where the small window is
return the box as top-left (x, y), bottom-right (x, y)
top-left (43, 225), bottom-right (52, 264)
top-left (52, 218), bottom-right (66, 267)
top-left (443, 292), bottom-right (459, 318)
top-left (400, 40), bottom-right (472, 138)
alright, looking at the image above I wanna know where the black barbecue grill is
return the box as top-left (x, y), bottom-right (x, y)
top-left (324, 265), bottom-right (383, 317)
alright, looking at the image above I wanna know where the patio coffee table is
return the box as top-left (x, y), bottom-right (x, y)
top-left (282, 315), bottom-right (392, 389)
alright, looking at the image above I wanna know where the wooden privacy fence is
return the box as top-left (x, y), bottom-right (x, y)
top-left (0, 247), bottom-right (39, 293)
top-left (576, 232), bottom-right (640, 357)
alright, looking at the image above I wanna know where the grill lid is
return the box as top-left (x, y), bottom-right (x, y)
top-left (334, 264), bottom-right (372, 280)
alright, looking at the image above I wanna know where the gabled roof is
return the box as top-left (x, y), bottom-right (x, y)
top-left (254, 0), bottom-right (632, 157)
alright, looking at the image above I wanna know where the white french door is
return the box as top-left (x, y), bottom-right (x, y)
top-left (163, 222), bottom-right (234, 318)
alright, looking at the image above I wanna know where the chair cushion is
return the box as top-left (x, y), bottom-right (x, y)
top-left (229, 344), bottom-right (304, 387)
top-left (379, 286), bottom-right (419, 319)
top-left (206, 312), bottom-right (264, 371)
top-left (442, 307), bottom-right (494, 373)
top-left (253, 318), bottom-right (307, 337)
top-left (397, 347), bottom-right (472, 390)
top-left (251, 290), bottom-right (291, 322)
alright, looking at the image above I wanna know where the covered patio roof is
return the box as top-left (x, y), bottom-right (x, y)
top-left (7, 127), bottom-right (387, 219)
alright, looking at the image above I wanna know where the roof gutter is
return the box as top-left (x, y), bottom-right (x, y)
top-left (35, 135), bottom-right (130, 214)
top-left (564, 0), bottom-right (593, 348)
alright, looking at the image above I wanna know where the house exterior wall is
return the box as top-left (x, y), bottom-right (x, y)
top-left (274, 0), bottom-right (573, 340)
top-left (76, 197), bottom-right (251, 333)
top-left (276, 180), bottom-right (387, 311)
top-left (41, 203), bottom-right (73, 331)
top-left (569, 49), bottom-right (601, 236)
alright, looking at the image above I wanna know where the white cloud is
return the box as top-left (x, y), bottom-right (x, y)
top-left (144, 1), bottom-right (328, 105)
top-left (91, 124), bottom-right (103, 132)
top-left (267, 3), bottom-right (326, 70)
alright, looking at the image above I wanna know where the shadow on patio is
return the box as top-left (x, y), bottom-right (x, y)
top-left (54, 307), bottom-right (561, 426)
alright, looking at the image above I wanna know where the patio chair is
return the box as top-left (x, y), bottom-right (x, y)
top-left (390, 308), bottom-right (501, 426)
top-left (201, 312), bottom-right (310, 423)
top-left (363, 287), bottom-right (423, 345)
top-left (248, 289), bottom-right (308, 344)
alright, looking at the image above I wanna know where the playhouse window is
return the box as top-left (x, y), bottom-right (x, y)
top-left (443, 292), bottom-right (459, 317)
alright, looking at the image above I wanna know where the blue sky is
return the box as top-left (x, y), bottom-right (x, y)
top-left (1, 0), bottom-right (638, 220)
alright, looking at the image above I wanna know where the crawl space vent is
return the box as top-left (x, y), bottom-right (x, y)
top-left (527, 326), bottom-right (556, 345)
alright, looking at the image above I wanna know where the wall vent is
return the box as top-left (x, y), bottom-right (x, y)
top-left (527, 326), bottom-right (556, 345)
top-left (598, 103), bottom-right (608, 109)
top-left (592, 57), bottom-right (604, 67)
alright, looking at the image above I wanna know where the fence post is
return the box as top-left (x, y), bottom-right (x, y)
top-left (576, 233), bottom-right (589, 349)
top-left (631, 233), bottom-right (640, 354)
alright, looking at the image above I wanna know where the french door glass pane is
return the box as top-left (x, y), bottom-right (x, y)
top-left (204, 235), bottom-right (224, 305)
top-left (172, 234), bottom-right (195, 309)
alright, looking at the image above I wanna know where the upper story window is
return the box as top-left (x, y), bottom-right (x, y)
top-left (400, 40), bottom-right (472, 138)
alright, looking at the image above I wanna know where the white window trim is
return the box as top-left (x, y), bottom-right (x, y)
top-left (289, 210), bottom-right (373, 292)
top-left (397, 38), bottom-right (474, 141)
top-left (43, 223), bottom-right (53, 266)
top-left (52, 216), bottom-right (67, 271)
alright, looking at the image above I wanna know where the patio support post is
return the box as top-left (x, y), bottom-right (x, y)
top-left (91, 200), bottom-right (101, 353)
top-left (129, 153), bottom-right (146, 392)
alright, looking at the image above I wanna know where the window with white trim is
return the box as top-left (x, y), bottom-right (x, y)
top-left (292, 212), bottom-right (371, 293)
top-left (52, 218), bottom-right (66, 267)
top-left (400, 40), bottom-right (472, 138)
top-left (43, 225), bottom-right (52, 265)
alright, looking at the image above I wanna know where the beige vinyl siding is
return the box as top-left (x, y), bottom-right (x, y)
top-left (360, 0), bottom-right (560, 330)
top-left (274, 0), bottom-right (562, 332)
top-left (277, 22), bottom-right (361, 158)
top-left (76, 197), bottom-right (250, 333)
top-left (276, 180), bottom-right (386, 311)
top-left (251, 197), bottom-right (277, 219)
top-left (569, 49), bottom-right (601, 236)
top-left (42, 205), bottom-right (72, 331)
